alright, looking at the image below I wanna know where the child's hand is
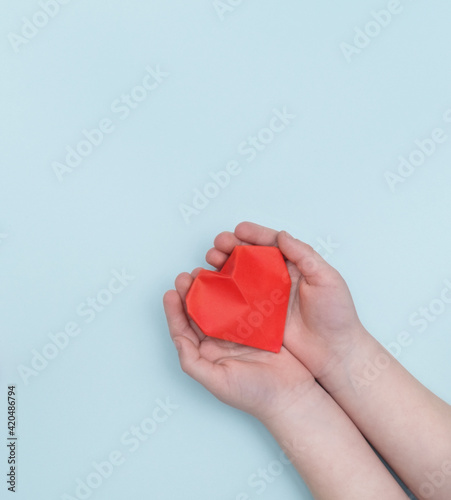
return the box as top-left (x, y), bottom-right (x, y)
top-left (163, 269), bottom-right (317, 422)
top-left (165, 222), bottom-right (451, 500)
top-left (163, 265), bottom-right (410, 500)
top-left (206, 222), bottom-right (365, 383)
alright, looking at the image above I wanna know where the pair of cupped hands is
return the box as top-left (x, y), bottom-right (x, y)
top-left (163, 222), bottom-right (363, 424)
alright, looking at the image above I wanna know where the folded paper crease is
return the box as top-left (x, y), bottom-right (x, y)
top-left (186, 245), bottom-right (291, 353)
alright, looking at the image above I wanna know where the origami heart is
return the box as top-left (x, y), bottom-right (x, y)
top-left (186, 245), bottom-right (291, 353)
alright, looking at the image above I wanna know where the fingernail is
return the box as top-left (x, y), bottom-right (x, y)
top-left (284, 231), bottom-right (294, 240)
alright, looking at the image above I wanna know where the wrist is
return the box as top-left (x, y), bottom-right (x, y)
top-left (317, 326), bottom-right (386, 396)
top-left (260, 383), bottom-right (360, 474)
top-left (259, 382), bottom-right (330, 438)
top-left (259, 379), bottom-right (408, 500)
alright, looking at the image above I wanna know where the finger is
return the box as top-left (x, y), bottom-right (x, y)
top-left (277, 231), bottom-right (331, 285)
top-left (213, 231), bottom-right (245, 254)
top-left (205, 247), bottom-right (229, 269)
top-left (191, 267), bottom-right (203, 279)
top-left (234, 221), bottom-right (279, 247)
top-left (210, 223), bottom-right (280, 268)
top-left (173, 336), bottom-right (225, 392)
top-left (163, 290), bottom-right (201, 347)
top-left (174, 272), bottom-right (193, 302)
top-left (174, 273), bottom-right (206, 340)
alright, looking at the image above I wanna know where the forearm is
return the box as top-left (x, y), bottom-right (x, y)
top-left (261, 385), bottom-right (407, 500)
top-left (320, 328), bottom-right (451, 499)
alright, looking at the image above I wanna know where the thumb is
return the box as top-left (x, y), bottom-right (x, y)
top-left (277, 231), bottom-right (331, 285)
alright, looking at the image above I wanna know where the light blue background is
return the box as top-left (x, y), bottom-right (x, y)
top-left (1, 1), bottom-right (451, 499)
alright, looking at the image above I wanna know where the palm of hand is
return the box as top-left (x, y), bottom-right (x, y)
top-left (164, 221), bottom-right (362, 419)
top-left (194, 335), bottom-right (314, 420)
top-left (164, 269), bottom-right (314, 422)
top-left (282, 260), bottom-right (362, 378)
top-left (203, 222), bottom-right (362, 380)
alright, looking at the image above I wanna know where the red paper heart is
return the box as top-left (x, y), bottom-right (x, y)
top-left (186, 246), bottom-right (291, 353)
